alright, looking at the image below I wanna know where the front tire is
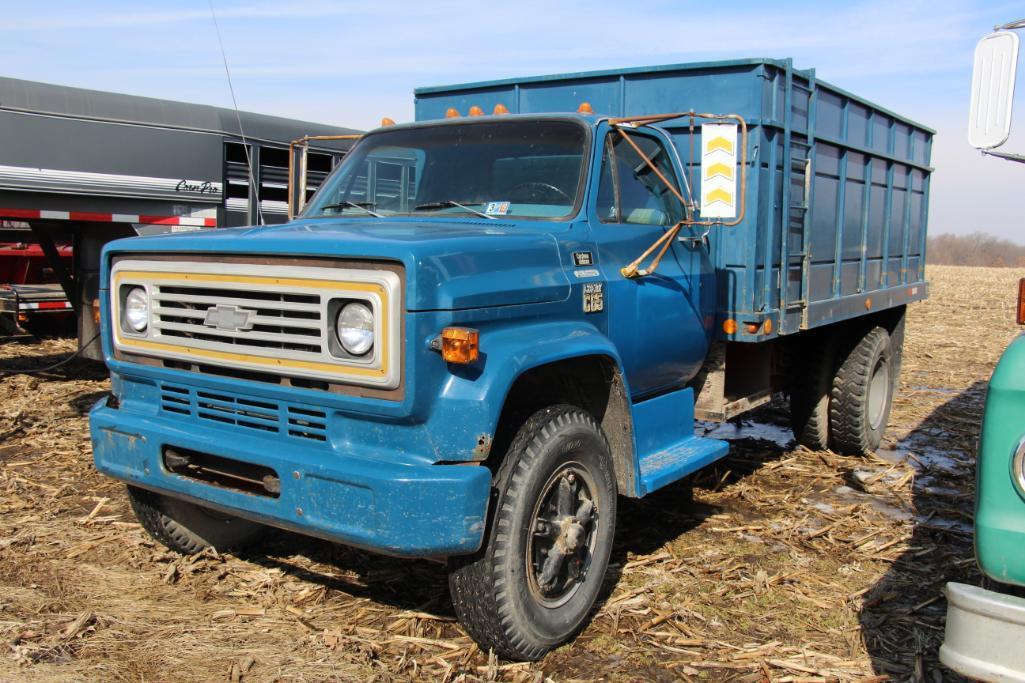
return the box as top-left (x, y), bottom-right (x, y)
top-left (448, 405), bottom-right (617, 661)
top-left (829, 326), bottom-right (894, 454)
top-left (127, 485), bottom-right (265, 554)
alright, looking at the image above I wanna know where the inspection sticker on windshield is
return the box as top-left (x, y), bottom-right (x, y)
top-left (583, 282), bottom-right (604, 314)
top-left (484, 201), bottom-right (510, 216)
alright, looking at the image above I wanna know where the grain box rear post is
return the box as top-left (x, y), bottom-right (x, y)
top-left (415, 58), bottom-right (932, 339)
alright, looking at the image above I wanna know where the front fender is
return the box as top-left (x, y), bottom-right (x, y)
top-left (423, 320), bottom-right (626, 462)
top-left (977, 333), bottom-right (1025, 588)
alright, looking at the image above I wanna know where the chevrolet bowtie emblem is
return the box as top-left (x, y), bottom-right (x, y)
top-left (203, 304), bottom-right (256, 332)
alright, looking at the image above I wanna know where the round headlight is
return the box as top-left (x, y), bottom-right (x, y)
top-left (124, 287), bottom-right (149, 332)
top-left (336, 302), bottom-right (374, 356)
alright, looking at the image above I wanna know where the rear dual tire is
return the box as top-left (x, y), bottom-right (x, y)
top-left (790, 323), bottom-right (900, 455)
top-left (829, 326), bottom-right (894, 454)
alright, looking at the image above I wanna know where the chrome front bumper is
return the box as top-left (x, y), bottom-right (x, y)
top-left (940, 582), bottom-right (1025, 682)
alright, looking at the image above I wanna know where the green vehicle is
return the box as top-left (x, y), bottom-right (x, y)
top-left (940, 19), bottom-right (1025, 682)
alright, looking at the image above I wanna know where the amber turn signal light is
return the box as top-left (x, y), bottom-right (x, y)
top-left (92, 298), bottom-right (101, 325)
top-left (441, 327), bottom-right (479, 364)
top-left (1017, 278), bottom-right (1025, 325)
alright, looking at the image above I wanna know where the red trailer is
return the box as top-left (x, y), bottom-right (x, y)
top-left (0, 240), bottom-right (73, 336)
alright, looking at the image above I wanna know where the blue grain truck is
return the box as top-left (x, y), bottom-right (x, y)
top-left (89, 58), bottom-right (932, 659)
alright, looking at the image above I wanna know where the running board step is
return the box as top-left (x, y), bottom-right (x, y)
top-left (630, 386), bottom-right (730, 497)
top-left (638, 436), bottom-right (730, 496)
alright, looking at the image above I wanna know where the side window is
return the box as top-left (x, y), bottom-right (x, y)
top-left (596, 131), bottom-right (685, 226)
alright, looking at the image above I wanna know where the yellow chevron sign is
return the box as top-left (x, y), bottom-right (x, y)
top-left (700, 123), bottom-right (738, 219)
top-left (704, 162), bottom-right (734, 180)
top-left (705, 136), bottom-right (734, 154)
top-left (704, 188), bottom-right (734, 206)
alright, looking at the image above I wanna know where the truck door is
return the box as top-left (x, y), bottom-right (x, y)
top-left (586, 124), bottom-right (713, 398)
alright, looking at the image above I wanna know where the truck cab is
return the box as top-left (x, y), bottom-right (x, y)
top-left (91, 58), bottom-right (930, 660)
top-left (940, 22), bottom-right (1025, 682)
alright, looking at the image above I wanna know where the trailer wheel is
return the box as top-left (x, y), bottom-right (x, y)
top-left (126, 485), bottom-right (264, 554)
top-left (789, 336), bottom-right (835, 450)
top-left (448, 405), bottom-right (616, 661)
top-left (829, 327), bottom-right (893, 455)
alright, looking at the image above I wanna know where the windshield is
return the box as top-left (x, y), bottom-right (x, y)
top-left (302, 120), bottom-right (587, 220)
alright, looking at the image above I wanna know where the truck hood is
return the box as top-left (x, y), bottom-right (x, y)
top-left (103, 218), bottom-right (572, 311)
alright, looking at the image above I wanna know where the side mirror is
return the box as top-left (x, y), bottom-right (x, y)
top-left (969, 31), bottom-right (1019, 149)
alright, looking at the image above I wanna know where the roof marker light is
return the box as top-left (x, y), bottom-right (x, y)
top-left (577, 102), bottom-right (594, 114)
top-left (445, 108), bottom-right (460, 118)
top-left (493, 103), bottom-right (509, 115)
top-left (380, 117), bottom-right (395, 126)
top-left (468, 105), bottom-right (484, 117)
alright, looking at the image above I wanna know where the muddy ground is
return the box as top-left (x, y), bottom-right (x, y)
top-left (0, 264), bottom-right (1016, 682)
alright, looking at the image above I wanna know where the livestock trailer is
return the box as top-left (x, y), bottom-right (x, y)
top-left (0, 76), bottom-right (359, 349)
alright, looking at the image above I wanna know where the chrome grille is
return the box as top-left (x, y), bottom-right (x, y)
top-left (153, 284), bottom-right (324, 354)
top-left (110, 259), bottom-right (402, 389)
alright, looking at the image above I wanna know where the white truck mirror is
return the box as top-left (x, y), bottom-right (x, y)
top-left (969, 31), bottom-right (1019, 149)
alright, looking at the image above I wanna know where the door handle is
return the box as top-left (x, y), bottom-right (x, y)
top-left (677, 230), bottom-right (709, 249)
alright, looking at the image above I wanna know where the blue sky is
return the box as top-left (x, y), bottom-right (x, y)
top-left (1, 0), bottom-right (1024, 239)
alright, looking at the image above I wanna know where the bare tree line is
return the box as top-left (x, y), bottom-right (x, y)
top-left (927, 232), bottom-right (1025, 267)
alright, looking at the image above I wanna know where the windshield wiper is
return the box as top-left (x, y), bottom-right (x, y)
top-left (413, 200), bottom-right (497, 220)
top-left (313, 201), bottom-right (383, 217)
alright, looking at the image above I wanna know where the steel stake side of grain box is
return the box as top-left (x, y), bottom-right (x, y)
top-left (941, 21), bottom-right (1025, 683)
top-left (89, 58), bottom-right (932, 660)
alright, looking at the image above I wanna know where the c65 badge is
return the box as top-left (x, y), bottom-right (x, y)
top-left (583, 282), bottom-right (604, 313)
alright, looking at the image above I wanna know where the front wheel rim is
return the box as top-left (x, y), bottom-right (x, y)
top-left (525, 462), bottom-right (599, 609)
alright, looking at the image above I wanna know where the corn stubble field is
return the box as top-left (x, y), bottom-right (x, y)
top-left (0, 264), bottom-right (1015, 682)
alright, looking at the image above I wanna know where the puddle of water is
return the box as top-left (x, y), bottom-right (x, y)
top-left (697, 420), bottom-right (794, 449)
top-left (907, 385), bottom-right (961, 396)
top-left (831, 485), bottom-right (914, 522)
top-left (811, 501), bottom-right (836, 515)
top-left (877, 431), bottom-right (972, 477)
top-left (918, 516), bottom-right (973, 535)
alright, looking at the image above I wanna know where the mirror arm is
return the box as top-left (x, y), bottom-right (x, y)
top-left (982, 148), bottom-right (1025, 164)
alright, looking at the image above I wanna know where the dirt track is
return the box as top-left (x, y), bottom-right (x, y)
top-left (0, 264), bottom-right (1016, 682)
